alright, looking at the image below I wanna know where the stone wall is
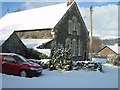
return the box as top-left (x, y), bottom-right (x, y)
top-left (16, 29), bottom-right (52, 39)
top-left (2, 32), bottom-right (27, 56)
top-left (52, 2), bottom-right (89, 61)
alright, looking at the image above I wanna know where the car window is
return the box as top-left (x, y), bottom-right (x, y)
top-left (14, 55), bottom-right (27, 63)
top-left (3, 56), bottom-right (16, 63)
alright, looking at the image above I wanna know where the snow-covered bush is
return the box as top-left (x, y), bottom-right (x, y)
top-left (73, 61), bottom-right (102, 72)
top-left (50, 42), bottom-right (103, 72)
top-left (42, 63), bottom-right (49, 69)
top-left (48, 60), bottom-right (55, 71)
top-left (63, 65), bottom-right (70, 71)
top-left (107, 54), bottom-right (120, 66)
top-left (40, 59), bottom-right (51, 69)
top-left (73, 61), bottom-right (84, 70)
top-left (50, 43), bottom-right (73, 71)
top-left (85, 62), bottom-right (102, 71)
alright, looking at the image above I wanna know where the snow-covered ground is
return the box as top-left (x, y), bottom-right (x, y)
top-left (1, 58), bottom-right (119, 88)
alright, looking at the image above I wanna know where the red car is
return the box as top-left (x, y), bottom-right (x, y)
top-left (0, 53), bottom-right (42, 77)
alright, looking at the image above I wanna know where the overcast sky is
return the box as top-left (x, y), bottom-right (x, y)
top-left (1, 0), bottom-right (119, 39)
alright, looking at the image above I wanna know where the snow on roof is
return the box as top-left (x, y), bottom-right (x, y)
top-left (0, 2), bottom-right (73, 41)
top-left (21, 39), bottom-right (52, 48)
top-left (21, 39), bottom-right (52, 56)
top-left (107, 45), bottom-right (120, 54)
top-left (76, 3), bottom-right (86, 23)
top-left (34, 49), bottom-right (51, 57)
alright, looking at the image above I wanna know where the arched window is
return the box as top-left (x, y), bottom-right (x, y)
top-left (65, 38), bottom-right (71, 48)
top-left (72, 16), bottom-right (77, 24)
top-left (72, 16), bottom-right (77, 31)
top-left (78, 39), bottom-right (81, 56)
top-left (68, 16), bottom-right (81, 35)
top-left (76, 23), bottom-right (81, 35)
top-left (72, 39), bottom-right (77, 56)
top-left (68, 20), bottom-right (73, 34)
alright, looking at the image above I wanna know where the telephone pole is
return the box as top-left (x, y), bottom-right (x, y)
top-left (90, 6), bottom-right (93, 61)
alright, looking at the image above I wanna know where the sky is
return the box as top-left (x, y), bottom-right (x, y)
top-left (0, 0), bottom-right (119, 39)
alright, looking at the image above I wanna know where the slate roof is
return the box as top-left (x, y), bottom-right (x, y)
top-left (0, 1), bottom-right (86, 44)
top-left (0, 2), bottom-right (72, 41)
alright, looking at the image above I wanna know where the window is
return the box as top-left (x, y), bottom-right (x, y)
top-left (72, 16), bottom-right (77, 24)
top-left (76, 23), bottom-right (81, 35)
top-left (65, 38), bottom-right (71, 48)
top-left (14, 55), bottom-right (27, 63)
top-left (72, 16), bottom-right (77, 31)
top-left (72, 39), bottom-right (77, 56)
top-left (68, 16), bottom-right (81, 35)
top-left (68, 20), bottom-right (73, 34)
top-left (3, 56), bottom-right (16, 63)
top-left (78, 39), bottom-right (81, 56)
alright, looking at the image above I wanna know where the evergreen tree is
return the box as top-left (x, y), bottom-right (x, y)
top-left (50, 43), bottom-right (73, 71)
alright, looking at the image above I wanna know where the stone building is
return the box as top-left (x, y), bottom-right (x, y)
top-left (0, 1), bottom-right (89, 60)
top-left (0, 32), bottom-right (27, 56)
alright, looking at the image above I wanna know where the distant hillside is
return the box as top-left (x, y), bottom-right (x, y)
top-left (102, 38), bottom-right (120, 45)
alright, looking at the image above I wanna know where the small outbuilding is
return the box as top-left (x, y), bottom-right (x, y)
top-left (97, 45), bottom-right (120, 58)
top-left (0, 32), bottom-right (27, 56)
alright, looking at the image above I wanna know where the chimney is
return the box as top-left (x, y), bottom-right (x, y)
top-left (67, 0), bottom-right (74, 6)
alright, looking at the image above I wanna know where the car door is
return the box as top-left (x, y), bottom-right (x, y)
top-left (2, 55), bottom-right (20, 75)
top-left (0, 55), bottom-right (2, 73)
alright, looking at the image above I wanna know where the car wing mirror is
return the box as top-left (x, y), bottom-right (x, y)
top-left (12, 61), bottom-right (17, 64)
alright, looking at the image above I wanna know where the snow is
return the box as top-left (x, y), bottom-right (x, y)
top-left (34, 49), bottom-right (51, 57)
top-left (0, 1), bottom-right (86, 45)
top-left (92, 58), bottom-right (107, 64)
top-left (21, 39), bottom-right (52, 56)
top-left (101, 36), bottom-right (120, 40)
top-left (40, 59), bottom-right (51, 64)
top-left (0, 2), bottom-right (72, 41)
top-left (107, 45), bottom-right (120, 54)
top-left (21, 39), bottom-right (52, 49)
top-left (1, 58), bottom-right (118, 88)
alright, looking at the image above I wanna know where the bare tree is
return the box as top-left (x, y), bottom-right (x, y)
top-left (92, 36), bottom-right (102, 53)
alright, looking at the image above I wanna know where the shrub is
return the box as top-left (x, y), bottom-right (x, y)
top-left (25, 49), bottom-right (48, 59)
top-left (73, 61), bottom-right (102, 72)
top-left (107, 54), bottom-right (120, 66)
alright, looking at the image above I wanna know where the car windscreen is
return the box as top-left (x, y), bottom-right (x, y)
top-left (14, 55), bottom-right (27, 63)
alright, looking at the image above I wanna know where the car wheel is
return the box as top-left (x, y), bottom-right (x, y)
top-left (36, 72), bottom-right (42, 77)
top-left (39, 72), bottom-right (42, 75)
top-left (20, 70), bottom-right (27, 77)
